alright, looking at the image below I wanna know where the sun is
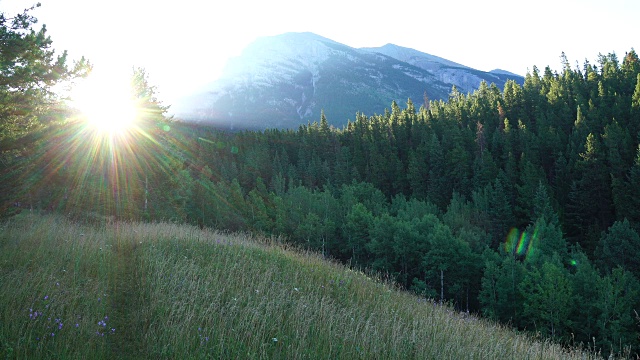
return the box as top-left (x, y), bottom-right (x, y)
top-left (70, 69), bottom-right (139, 134)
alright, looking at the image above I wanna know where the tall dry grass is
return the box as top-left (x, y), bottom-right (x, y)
top-left (0, 214), bottom-right (598, 359)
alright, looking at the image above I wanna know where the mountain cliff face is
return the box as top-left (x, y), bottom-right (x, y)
top-left (363, 43), bottom-right (522, 95)
top-left (173, 32), bottom-right (523, 130)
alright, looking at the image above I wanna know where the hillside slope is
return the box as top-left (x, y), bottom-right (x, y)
top-left (0, 214), bottom-right (593, 359)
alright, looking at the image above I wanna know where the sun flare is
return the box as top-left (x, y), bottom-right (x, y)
top-left (70, 69), bottom-right (139, 134)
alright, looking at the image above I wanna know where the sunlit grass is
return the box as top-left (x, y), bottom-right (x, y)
top-left (0, 214), bottom-right (599, 359)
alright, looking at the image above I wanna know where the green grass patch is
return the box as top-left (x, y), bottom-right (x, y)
top-left (1, 214), bottom-right (597, 359)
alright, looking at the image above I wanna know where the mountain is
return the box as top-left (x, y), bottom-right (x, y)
top-left (172, 32), bottom-right (524, 130)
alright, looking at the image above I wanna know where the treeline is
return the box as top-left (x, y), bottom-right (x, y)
top-left (3, 32), bottom-right (640, 355)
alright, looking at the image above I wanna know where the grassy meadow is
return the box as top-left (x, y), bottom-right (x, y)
top-left (0, 214), bottom-right (599, 359)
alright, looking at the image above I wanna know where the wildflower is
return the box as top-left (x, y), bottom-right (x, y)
top-left (51, 333), bottom-right (55, 337)
top-left (75, 323), bottom-right (79, 328)
top-left (58, 322), bottom-right (63, 330)
top-left (272, 337), bottom-right (278, 343)
top-left (56, 282), bottom-right (60, 286)
top-left (44, 295), bottom-right (49, 300)
top-left (205, 337), bottom-right (209, 341)
top-left (111, 328), bottom-right (115, 333)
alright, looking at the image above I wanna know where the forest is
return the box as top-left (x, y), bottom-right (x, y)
top-left (2, 6), bottom-right (640, 356)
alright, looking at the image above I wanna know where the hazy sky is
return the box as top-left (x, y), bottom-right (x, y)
top-left (3, 0), bottom-right (639, 104)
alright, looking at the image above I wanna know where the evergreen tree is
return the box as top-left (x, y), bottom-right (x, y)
top-left (425, 134), bottom-right (449, 209)
top-left (596, 219), bottom-right (640, 277)
top-left (566, 133), bottom-right (613, 254)
top-left (0, 5), bottom-right (89, 214)
top-left (515, 157), bottom-right (548, 226)
top-left (531, 181), bottom-right (558, 225)
top-left (524, 216), bottom-right (568, 267)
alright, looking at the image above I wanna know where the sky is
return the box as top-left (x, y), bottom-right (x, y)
top-left (3, 0), bottom-right (639, 106)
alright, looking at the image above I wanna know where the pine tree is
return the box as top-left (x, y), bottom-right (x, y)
top-left (566, 133), bottom-right (614, 254)
top-left (0, 5), bottom-right (89, 215)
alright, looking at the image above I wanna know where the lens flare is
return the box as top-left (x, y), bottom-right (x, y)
top-left (504, 226), bottom-right (539, 260)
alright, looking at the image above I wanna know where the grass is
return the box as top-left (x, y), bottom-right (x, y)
top-left (0, 214), bottom-right (597, 359)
